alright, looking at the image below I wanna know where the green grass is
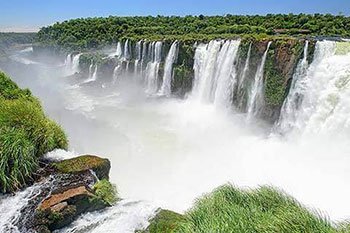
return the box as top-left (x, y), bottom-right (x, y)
top-left (178, 184), bottom-right (340, 233)
top-left (92, 179), bottom-right (118, 206)
top-left (0, 71), bottom-right (68, 193)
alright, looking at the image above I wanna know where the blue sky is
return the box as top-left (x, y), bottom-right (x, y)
top-left (1, 0), bottom-right (349, 32)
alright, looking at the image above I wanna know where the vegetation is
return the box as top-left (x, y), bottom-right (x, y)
top-left (175, 184), bottom-right (348, 233)
top-left (0, 71), bottom-right (67, 192)
top-left (143, 209), bottom-right (186, 233)
top-left (0, 32), bottom-right (36, 49)
top-left (37, 14), bottom-right (350, 50)
top-left (92, 179), bottom-right (118, 205)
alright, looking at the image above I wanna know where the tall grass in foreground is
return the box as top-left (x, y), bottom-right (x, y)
top-left (177, 184), bottom-right (347, 233)
top-left (0, 71), bottom-right (68, 192)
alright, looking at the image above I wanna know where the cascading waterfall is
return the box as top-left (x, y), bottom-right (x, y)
top-left (124, 39), bottom-right (131, 72)
top-left (145, 41), bottom-right (162, 94)
top-left (113, 62), bottom-right (122, 84)
top-left (84, 63), bottom-right (98, 83)
top-left (109, 41), bottom-right (123, 58)
top-left (134, 40), bottom-right (142, 75)
top-left (279, 40), bottom-right (350, 136)
top-left (213, 40), bottom-right (241, 107)
top-left (276, 41), bottom-right (309, 133)
top-left (191, 39), bottom-right (241, 107)
top-left (158, 41), bottom-right (178, 96)
top-left (246, 41), bottom-right (272, 120)
top-left (237, 43), bottom-right (252, 110)
top-left (192, 40), bottom-right (222, 102)
top-left (65, 53), bottom-right (81, 75)
top-left (140, 41), bottom-right (148, 76)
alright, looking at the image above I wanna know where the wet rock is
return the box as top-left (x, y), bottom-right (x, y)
top-left (14, 155), bottom-right (114, 233)
top-left (53, 155), bottom-right (111, 180)
top-left (35, 185), bottom-right (106, 231)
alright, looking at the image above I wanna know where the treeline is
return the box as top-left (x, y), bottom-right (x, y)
top-left (37, 14), bottom-right (350, 50)
top-left (0, 32), bottom-right (36, 48)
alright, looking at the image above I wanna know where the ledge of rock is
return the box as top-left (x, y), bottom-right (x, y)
top-left (53, 155), bottom-right (111, 180)
top-left (35, 185), bottom-right (107, 232)
top-left (14, 155), bottom-right (116, 233)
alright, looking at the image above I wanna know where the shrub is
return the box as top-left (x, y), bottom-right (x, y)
top-left (178, 184), bottom-right (336, 233)
top-left (0, 127), bottom-right (37, 192)
top-left (93, 179), bottom-right (118, 205)
top-left (0, 72), bottom-right (68, 192)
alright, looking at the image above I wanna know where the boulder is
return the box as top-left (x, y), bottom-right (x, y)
top-left (35, 185), bottom-right (107, 231)
top-left (53, 155), bottom-right (111, 180)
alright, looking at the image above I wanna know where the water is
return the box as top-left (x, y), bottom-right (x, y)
top-left (2, 40), bottom-right (350, 231)
top-left (56, 200), bottom-right (157, 233)
top-left (158, 41), bottom-right (178, 96)
top-left (285, 41), bottom-right (350, 136)
top-left (134, 40), bottom-right (142, 75)
top-left (276, 41), bottom-right (309, 133)
top-left (0, 178), bottom-right (53, 232)
top-left (84, 64), bottom-right (98, 83)
top-left (191, 40), bottom-right (241, 108)
top-left (237, 43), bottom-right (252, 111)
top-left (145, 41), bottom-right (162, 94)
top-left (65, 53), bottom-right (81, 76)
top-left (247, 41), bottom-right (272, 120)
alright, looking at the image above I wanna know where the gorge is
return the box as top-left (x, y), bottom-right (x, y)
top-left (1, 14), bottom-right (350, 233)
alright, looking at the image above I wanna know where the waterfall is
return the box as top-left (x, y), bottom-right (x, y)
top-left (158, 41), bottom-right (178, 96)
top-left (72, 53), bottom-right (81, 73)
top-left (113, 62), bottom-right (122, 84)
top-left (108, 42), bottom-right (123, 58)
top-left (191, 39), bottom-right (241, 107)
top-left (192, 40), bottom-right (222, 102)
top-left (247, 41), bottom-right (272, 120)
top-left (134, 40), bottom-right (142, 75)
top-left (84, 63), bottom-right (98, 83)
top-left (123, 39), bottom-right (131, 60)
top-left (237, 43), bottom-right (252, 110)
top-left (91, 65), bottom-right (98, 81)
top-left (276, 41), bottom-right (309, 133)
top-left (140, 41), bottom-right (148, 76)
top-left (213, 40), bottom-right (241, 107)
top-left (65, 53), bottom-right (81, 75)
top-left (280, 41), bottom-right (350, 136)
top-left (145, 41), bottom-right (162, 94)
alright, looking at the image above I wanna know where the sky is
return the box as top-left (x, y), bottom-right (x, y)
top-left (1, 0), bottom-right (349, 32)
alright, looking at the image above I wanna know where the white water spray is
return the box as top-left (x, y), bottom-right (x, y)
top-left (191, 40), bottom-right (240, 107)
top-left (276, 41), bottom-right (309, 133)
top-left (145, 41), bottom-right (162, 94)
top-left (247, 41), bottom-right (271, 120)
top-left (158, 41), bottom-right (178, 96)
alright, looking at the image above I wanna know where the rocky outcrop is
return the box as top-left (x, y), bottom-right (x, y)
top-left (53, 155), bottom-right (111, 180)
top-left (35, 185), bottom-right (106, 232)
top-left (14, 155), bottom-right (116, 233)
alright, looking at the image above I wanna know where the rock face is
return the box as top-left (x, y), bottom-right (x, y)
top-left (35, 185), bottom-right (106, 232)
top-left (14, 155), bottom-right (116, 233)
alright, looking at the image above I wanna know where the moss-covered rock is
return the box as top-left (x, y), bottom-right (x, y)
top-left (142, 209), bottom-right (186, 233)
top-left (53, 155), bottom-right (111, 180)
top-left (93, 179), bottom-right (118, 205)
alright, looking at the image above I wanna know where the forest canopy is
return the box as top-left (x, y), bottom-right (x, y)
top-left (37, 14), bottom-right (350, 50)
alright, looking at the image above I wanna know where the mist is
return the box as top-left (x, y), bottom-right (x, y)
top-left (2, 43), bottom-right (350, 223)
